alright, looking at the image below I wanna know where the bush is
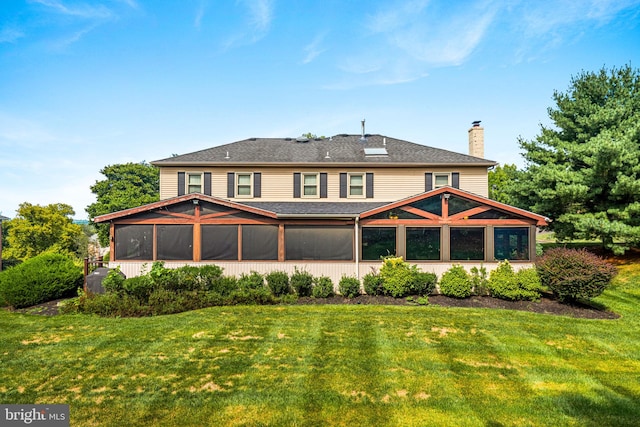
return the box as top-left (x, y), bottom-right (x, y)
top-left (265, 271), bottom-right (291, 296)
top-left (237, 271), bottom-right (265, 290)
top-left (0, 252), bottom-right (83, 308)
top-left (312, 276), bottom-right (334, 298)
top-left (363, 272), bottom-right (384, 296)
top-left (410, 271), bottom-right (438, 296)
top-left (488, 261), bottom-right (542, 301)
top-left (536, 248), bottom-right (617, 302)
top-left (290, 268), bottom-right (314, 297)
top-left (380, 257), bottom-right (415, 297)
top-left (439, 265), bottom-right (472, 298)
top-left (338, 276), bottom-right (361, 298)
top-left (101, 269), bottom-right (126, 294)
top-left (470, 266), bottom-right (489, 295)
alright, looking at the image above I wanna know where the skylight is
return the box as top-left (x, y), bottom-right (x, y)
top-left (364, 147), bottom-right (388, 156)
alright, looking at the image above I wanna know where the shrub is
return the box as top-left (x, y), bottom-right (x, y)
top-left (312, 276), bottom-right (334, 298)
top-left (290, 268), bottom-right (314, 297)
top-left (266, 271), bottom-right (291, 296)
top-left (0, 252), bottom-right (83, 308)
top-left (237, 271), bottom-right (265, 290)
top-left (410, 271), bottom-right (437, 296)
top-left (488, 261), bottom-right (542, 301)
top-left (380, 257), bottom-right (414, 297)
top-left (536, 248), bottom-right (617, 302)
top-left (439, 265), bottom-right (472, 298)
top-left (363, 272), bottom-right (384, 296)
top-left (338, 276), bottom-right (361, 298)
top-left (470, 266), bottom-right (489, 295)
top-left (101, 269), bottom-right (126, 294)
top-left (122, 275), bottom-right (156, 301)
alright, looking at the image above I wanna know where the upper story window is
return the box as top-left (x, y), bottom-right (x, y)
top-left (348, 173), bottom-right (365, 198)
top-left (236, 173), bottom-right (253, 197)
top-left (187, 173), bottom-right (202, 194)
top-left (434, 173), bottom-right (450, 188)
top-left (302, 173), bottom-right (319, 197)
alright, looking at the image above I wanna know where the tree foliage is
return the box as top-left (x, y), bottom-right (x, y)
top-left (488, 163), bottom-right (518, 204)
top-left (87, 162), bottom-right (159, 246)
top-left (3, 203), bottom-right (84, 260)
top-left (507, 65), bottom-right (640, 253)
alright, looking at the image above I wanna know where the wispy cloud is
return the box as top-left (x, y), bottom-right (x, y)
top-left (222, 0), bottom-right (274, 49)
top-left (302, 32), bottom-right (327, 64)
top-left (28, 0), bottom-right (113, 20)
top-left (194, 0), bottom-right (207, 30)
top-left (0, 27), bottom-right (25, 43)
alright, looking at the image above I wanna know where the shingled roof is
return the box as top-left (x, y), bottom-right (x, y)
top-left (152, 134), bottom-right (496, 167)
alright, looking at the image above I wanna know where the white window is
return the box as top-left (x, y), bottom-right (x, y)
top-left (434, 173), bottom-right (450, 188)
top-left (236, 173), bottom-right (253, 197)
top-left (187, 173), bottom-right (203, 194)
top-left (302, 173), bottom-right (319, 197)
top-left (348, 173), bottom-right (365, 198)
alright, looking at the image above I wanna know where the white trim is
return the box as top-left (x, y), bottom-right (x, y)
top-left (235, 172), bottom-right (254, 198)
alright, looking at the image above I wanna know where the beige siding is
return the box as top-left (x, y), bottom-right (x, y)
top-left (159, 166), bottom-right (489, 201)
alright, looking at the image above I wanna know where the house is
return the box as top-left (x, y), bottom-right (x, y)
top-left (94, 122), bottom-right (547, 283)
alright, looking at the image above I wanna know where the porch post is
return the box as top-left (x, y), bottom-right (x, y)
top-left (355, 217), bottom-right (360, 280)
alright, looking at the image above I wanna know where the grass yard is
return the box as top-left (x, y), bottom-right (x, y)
top-left (1, 266), bottom-right (639, 426)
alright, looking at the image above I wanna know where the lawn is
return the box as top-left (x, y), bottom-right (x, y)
top-left (1, 267), bottom-right (639, 426)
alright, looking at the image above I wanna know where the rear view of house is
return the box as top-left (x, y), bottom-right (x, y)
top-left (95, 122), bottom-right (547, 282)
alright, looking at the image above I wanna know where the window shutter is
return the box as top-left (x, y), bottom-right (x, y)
top-left (339, 173), bottom-right (347, 198)
top-left (227, 173), bottom-right (235, 198)
top-left (425, 172), bottom-right (433, 192)
top-left (320, 173), bottom-right (328, 198)
top-left (204, 172), bottom-right (211, 196)
top-left (293, 173), bottom-right (301, 198)
top-left (452, 172), bottom-right (460, 189)
top-left (366, 173), bottom-right (374, 198)
top-left (254, 173), bottom-right (262, 198)
top-left (178, 172), bottom-right (185, 196)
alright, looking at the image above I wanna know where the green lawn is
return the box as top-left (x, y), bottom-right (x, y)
top-left (1, 266), bottom-right (639, 426)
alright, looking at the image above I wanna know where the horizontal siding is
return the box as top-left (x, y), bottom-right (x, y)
top-left (159, 166), bottom-right (490, 202)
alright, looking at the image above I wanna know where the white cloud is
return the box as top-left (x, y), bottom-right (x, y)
top-left (28, 0), bottom-right (113, 20)
top-left (0, 27), bottom-right (25, 43)
top-left (222, 0), bottom-right (274, 49)
top-left (302, 32), bottom-right (327, 64)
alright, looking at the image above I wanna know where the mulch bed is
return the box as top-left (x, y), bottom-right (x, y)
top-left (7, 294), bottom-right (619, 320)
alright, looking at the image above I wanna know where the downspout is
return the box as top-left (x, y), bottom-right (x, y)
top-left (355, 216), bottom-right (360, 280)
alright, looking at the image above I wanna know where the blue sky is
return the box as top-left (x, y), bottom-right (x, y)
top-left (1, 0), bottom-right (639, 219)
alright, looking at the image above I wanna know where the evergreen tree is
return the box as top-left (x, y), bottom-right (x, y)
top-left (509, 65), bottom-right (640, 253)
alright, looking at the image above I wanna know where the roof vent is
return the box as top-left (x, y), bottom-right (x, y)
top-left (472, 120), bottom-right (481, 127)
top-left (296, 137), bottom-right (309, 143)
top-left (360, 119), bottom-right (367, 142)
top-left (224, 151), bottom-right (230, 159)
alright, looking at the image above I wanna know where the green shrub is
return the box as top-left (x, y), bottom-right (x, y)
top-left (470, 266), bottom-right (489, 295)
top-left (68, 291), bottom-right (148, 317)
top-left (0, 252), bottom-right (83, 308)
top-left (410, 271), bottom-right (437, 296)
top-left (290, 268), bottom-right (314, 297)
top-left (488, 261), bottom-right (542, 301)
top-left (338, 276), bottom-right (361, 298)
top-left (439, 265), bottom-right (472, 298)
top-left (380, 257), bottom-right (413, 297)
top-left (363, 272), bottom-right (384, 296)
top-left (228, 287), bottom-right (278, 305)
top-left (536, 248), bottom-right (617, 302)
top-left (101, 269), bottom-right (126, 294)
top-left (237, 271), bottom-right (265, 290)
top-left (266, 271), bottom-right (291, 296)
top-left (122, 275), bottom-right (156, 300)
top-left (312, 276), bottom-right (334, 298)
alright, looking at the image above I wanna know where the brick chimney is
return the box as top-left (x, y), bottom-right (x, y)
top-left (468, 120), bottom-right (484, 158)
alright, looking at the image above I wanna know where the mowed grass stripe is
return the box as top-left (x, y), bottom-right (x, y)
top-left (2, 271), bottom-right (640, 426)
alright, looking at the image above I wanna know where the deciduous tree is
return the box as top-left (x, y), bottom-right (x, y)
top-left (4, 203), bottom-right (84, 260)
top-left (87, 162), bottom-right (159, 247)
